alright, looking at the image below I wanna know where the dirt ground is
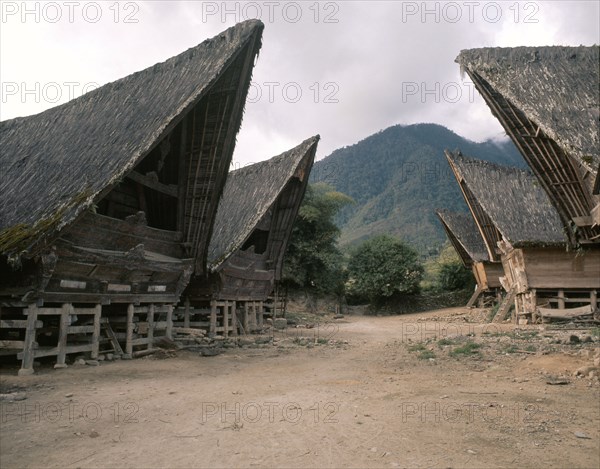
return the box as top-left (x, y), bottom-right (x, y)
top-left (1, 307), bottom-right (599, 469)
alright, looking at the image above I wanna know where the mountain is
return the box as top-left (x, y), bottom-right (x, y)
top-left (310, 123), bottom-right (525, 255)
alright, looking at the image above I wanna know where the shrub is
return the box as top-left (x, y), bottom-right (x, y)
top-left (346, 235), bottom-right (423, 304)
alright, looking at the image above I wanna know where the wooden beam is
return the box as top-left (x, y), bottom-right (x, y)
top-left (91, 304), bottom-right (101, 359)
top-left (56, 304), bottom-right (71, 367)
top-left (572, 216), bottom-right (593, 227)
top-left (591, 203), bottom-right (600, 226)
top-left (0, 340), bottom-right (25, 348)
top-left (243, 302), bottom-right (249, 334)
top-left (210, 300), bottom-right (217, 337)
top-left (127, 171), bottom-right (178, 198)
top-left (539, 305), bottom-right (592, 319)
top-left (466, 285), bottom-right (483, 309)
top-left (184, 298), bottom-right (190, 328)
top-left (166, 305), bottom-right (173, 340)
top-left (125, 304), bottom-right (134, 358)
top-left (223, 301), bottom-right (229, 338)
top-left (0, 319), bottom-right (42, 328)
top-left (231, 301), bottom-right (237, 337)
top-left (147, 304), bottom-right (155, 350)
top-left (557, 290), bottom-right (565, 309)
top-left (41, 291), bottom-right (179, 305)
top-left (257, 301), bottom-right (264, 328)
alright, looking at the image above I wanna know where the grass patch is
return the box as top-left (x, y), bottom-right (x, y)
top-left (292, 337), bottom-right (311, 346)
top-left (437, 338), bottom-right (457, 347)
top-left (591, 327), bottom-right (600, 338)
top-left (407, 343), bottom-right (427, 352)
top-left (450, 341), bottom-right (482, 357)
top-left (407, 342), bottom-right (435, 359)
top-left (418, 350), bottom-right (436, 360)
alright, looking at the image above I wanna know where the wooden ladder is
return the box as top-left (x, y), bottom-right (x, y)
top-left (101, 318), bottom-right (124, 356)
top-left (492, 287), bottom-right (517, 323)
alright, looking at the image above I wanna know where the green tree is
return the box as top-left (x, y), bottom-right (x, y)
top-left (430, 243), bottom-right (476, 292)
top-left (346, 235), bottom-right (423, 303)
top-left (282, 183), bottom-right (353, 295)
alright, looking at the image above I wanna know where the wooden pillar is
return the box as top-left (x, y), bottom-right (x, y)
top-left (91, 304), bottom-right (101, 359)
top-left (252, 301), bottom-right (258, 330)
top-left (19, 305), bottom-right (38, 376)
top-left (147, 304), bottom-right (155, 349)
top-left (210, 300), bottom-right (217, 337)
top-left (257, 301), bottom-right (264, 328)
top-left (231, 302), bottom-right (237, 337)
top-left (243, 302), bottom-right (249, 334)
top-left (530, 289), bottom-right (537, 313)
top-left (56, 304), bottom-right (71, 366)
top-left (557, 290), bottom-right (565, 309)
top-left (591, 290), bottom-right (597, 309)
top-left (528, 289), bottom-right (537, 324)
top-left (466, 285), bottom-right (482, 309)
top-left (184, 298), bottom-right (190, 328)
top-left (125, 304), bottom-right (134, 358)
top-left (166, 305), bottom-right (173, 340)
top-left (223, 301), bottom-right (229, 338)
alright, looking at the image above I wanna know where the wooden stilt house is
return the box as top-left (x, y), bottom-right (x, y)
top-left (435, 209), bottom-right (503, 307)
top-left (446, 150), bottom-right (600, 323)
top-left (0, 20), bottom-right (264, 373)
top-left (456, 46), bottom-right (600, 244)
top-left (178, 136), bottom-right (319, 337)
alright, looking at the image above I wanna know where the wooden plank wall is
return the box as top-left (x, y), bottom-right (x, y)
top-left (522, 247), bottom-right (600, 289)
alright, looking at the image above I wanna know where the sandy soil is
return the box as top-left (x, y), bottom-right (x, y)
top-left (1, 307), bottom-right (599, 469)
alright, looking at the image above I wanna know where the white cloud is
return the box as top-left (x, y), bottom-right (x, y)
top-left (1, 1), bottom-right (598, 165)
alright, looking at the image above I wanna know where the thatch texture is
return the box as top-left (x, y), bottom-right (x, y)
top-left (457, 46), bottom-right (600, 243)
top-left (0, 20), bottom-right (264, 257)
top-left (208, 136), bottom-right (319, 271)
top-left (435, 209), bottom-right (489, 266)
top-left (446, 150), bottom-right (566, 247)
top-left (456, 46), bottom-right (599, 175)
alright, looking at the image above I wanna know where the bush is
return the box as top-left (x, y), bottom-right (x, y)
top-left (422, 242), bottom-right (475, 292)
top-left (346, 235), bottom-right (423, 304)
top-left (438, 260), bottom-right (475, 291)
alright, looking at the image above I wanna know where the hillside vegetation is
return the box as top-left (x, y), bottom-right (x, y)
top-left (311, 123), bottom-right (524, 254)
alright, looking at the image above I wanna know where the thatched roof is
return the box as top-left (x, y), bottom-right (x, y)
top-left (0, 20), bottom-right (264, 258)
top-left (446, 150), bottom-right (566, 247)
top-left (456, 46), bottom-right (600, 243)
top-left (208, 136), bottom-right (319, 271)
top-left (435, 209), bottom-right (489, 267)
top-left (456, 46), bottom-right (599, 175)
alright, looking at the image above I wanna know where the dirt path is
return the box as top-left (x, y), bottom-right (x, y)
top-left (1, 308), bottom-right (599, 469)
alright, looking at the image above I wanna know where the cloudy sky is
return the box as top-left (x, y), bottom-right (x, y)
top-left (1, 1), bottom-right (598, 166)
